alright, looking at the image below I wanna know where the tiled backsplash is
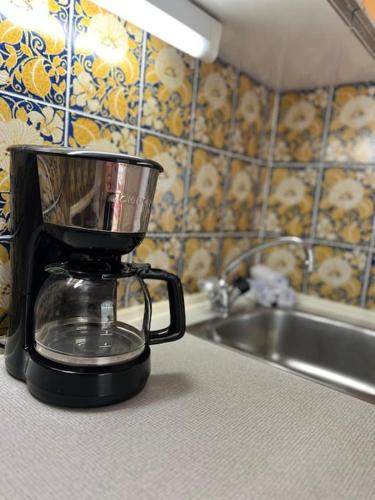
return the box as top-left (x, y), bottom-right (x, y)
top-left (0, 0), bottom-right (271, 324)
top-left (260, 84), bottom-right (375, 307)
top-left (0, 0), bottom-right (375, 326)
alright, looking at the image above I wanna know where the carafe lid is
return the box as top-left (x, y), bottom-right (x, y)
top-left (45, 262), bottom-right (151, 281)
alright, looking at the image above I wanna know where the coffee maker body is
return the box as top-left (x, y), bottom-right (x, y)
top-left (5, 146), bottom-right (185, 407)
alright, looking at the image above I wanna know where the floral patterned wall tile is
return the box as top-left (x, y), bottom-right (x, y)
top-left (1, 0), bottom-right (375, 314)
top-left (186, 148), bottom-right (226, 232)
top-left (224, 159), bottom-right (259, 231)
top-left (366, 260), bottom-right (375, 310)
top-left (231, 73), bottom-right (268, 157)
top-left (0, 0), bottom-right (68, 105)
top-left (140, 134), bottom-right (188, 232)
top-left (182, 238), bottom-right (219, 293)
top-left (307, 245), bottom-right (367, 305)
top-left (221, 237), bottom-right (256, 281)
top-left (274, 88), bottom-right (328, 162)
top-left (0, 243), bottom-right (10, 334)
top-left (0, 314), bottom-right (8, 339)
top-left (326, 84), bottom-right (375, 163)
top-left (68, 113), bottom-right (136, 154)
top-left (193, 60), bottom-right (236, 149)
top-left (142, 35), bottom-right (194, 139)
top-left (265, 166), bottom-right (317, 237)
top-left (0, 193), bottom-right (9, 235)
top-left (133, 237), bottom-right (181, 302)
top-left (260, 243), bottom-right (306, 291)
top-left (70, 0), bottom-right (142, 124)
top-left (0, 93), bottom-right (65, 192)
top-left (316, 167), bottom-right (374, 245)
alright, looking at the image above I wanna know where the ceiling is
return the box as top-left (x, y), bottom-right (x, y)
top-left (196, 0), bottom-right (375, 90)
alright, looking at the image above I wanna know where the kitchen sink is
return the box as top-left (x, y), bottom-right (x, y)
top-left (189, 308), bottom-right (375, 403)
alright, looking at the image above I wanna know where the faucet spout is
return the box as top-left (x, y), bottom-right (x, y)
top-left (199, 236), bottom-right (315, 317)
top-left (222, 236), bottom-right (314, 280)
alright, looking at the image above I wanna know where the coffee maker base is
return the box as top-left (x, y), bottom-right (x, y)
top-left (24, 347), bottom-right (151, 408)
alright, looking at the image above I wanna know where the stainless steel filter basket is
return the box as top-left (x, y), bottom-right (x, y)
top-left (19, 147), bottom-right (163, 234)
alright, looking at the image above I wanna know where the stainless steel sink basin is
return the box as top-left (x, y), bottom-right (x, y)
top-left (189, 308), bottom-right (375, 403)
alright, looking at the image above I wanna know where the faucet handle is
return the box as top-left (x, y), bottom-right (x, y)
top-left (303, 245), bottom-right (314, 272)
top-left (198, 277), bottom-right (220, 298)
top-left (199, 277), bottom-right (230, 316)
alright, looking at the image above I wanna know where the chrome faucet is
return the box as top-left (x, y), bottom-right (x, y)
top-left (199, 236), bottom-right (314, 317)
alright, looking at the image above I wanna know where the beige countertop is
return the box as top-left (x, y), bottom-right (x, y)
top-left (0, 333), bottom-right (375, 500)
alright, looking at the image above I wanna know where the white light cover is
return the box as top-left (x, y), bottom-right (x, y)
top-left (91, 0), bottom-right (222, 62)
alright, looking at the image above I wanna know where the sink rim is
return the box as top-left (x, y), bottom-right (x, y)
top-left (213, 307), bottom-right (375, 338)
top-left (188, 306), bottom-right (375, 405)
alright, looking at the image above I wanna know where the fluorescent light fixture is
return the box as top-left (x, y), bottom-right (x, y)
top-left (91, 0), bottom-right (222, 62)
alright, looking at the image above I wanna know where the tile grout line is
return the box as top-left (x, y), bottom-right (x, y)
top-left (0, 89), bottom-right (66, 111)
top-left (178, 58), bottom-right (200, 276)
top-left (63, 0), bottom-right (75, 147)
top-left (303, 85), bottom-right (335, 293)
top-left (262, 159), bottom-right (375, 169)
top-left (310, 238), bottom-right (369, 251)
top-left (69, 108), bottom-right (139, 130)
top-left (147, 231), bottom-right (260, 239)
top-left (271, 161), bottom-right (321, 168)
top-left (360, 216), bottom-right (375, 306)
top-left (258, 92), bottom-right (280, 243)
top-left (217, 67), bottom-right (241, 275)
top-left (321, 161), bottom-right (375, 168)
top-left (263, 234), bottom-right (372, 251)
top-left (260, 235), bottom-right (370, 252)
top-left (135, 31), bottom-right (148, 156)
top-left (310, 85), bottom-right (335, 234)
top-left (123, 252), bottom-right (133, 308)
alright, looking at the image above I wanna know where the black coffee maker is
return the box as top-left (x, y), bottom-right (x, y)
top-left (5, 146), bottom-right (185, 407)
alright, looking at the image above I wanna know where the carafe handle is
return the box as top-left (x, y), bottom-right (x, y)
top-left (138, 267), bottom-right (185, 344)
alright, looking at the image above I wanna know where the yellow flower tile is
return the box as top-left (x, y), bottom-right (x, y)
top-left (133, 237), bottom-right (181, 302)
top-left (231, 74), bottom-right (268, 157)
top-left (326, 84), bottom-right (375, 162)
top-left (186, 148), bottom-right (226, 232)
top-left (274, 88), bottom-right (328, 162)
top-left (317, 167), bottom-right (374, 245)
top-left (0, 0), bottom-right (68, 104)
top-left (0, 94), bottom-right (65, 192)
top-left (70, 0), bottom-right (142, 124)
top-left (308, 246), bottom-right (366, 305)
top-left (0, 243), bottom-right (10, 327)
top-left (193, 60), bottom-right (236, 149)
top-left (366, 267), bottom-right (375, 310)
top-left (142, 35), bottom-right (194, 139)
top-left (0, 193), bottom-right (10, 234)
top-left (68, 113), bottom-right (136, 154)
top-left (0, 314), bottom-right (8, 339)
top-left (221, 237), bottom-right (256, 281)
top-left (261, 243), bottom-right (306, 292)
top-left (140, 134), bottom-right (188, 232)
top-left (182, 238), bottom-right (219, 293)
top-left (224, 160), bottom-right (259, 231)
top-left (266, 166), bottom-right (317, 237)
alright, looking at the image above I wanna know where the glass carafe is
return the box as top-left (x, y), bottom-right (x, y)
top-left (34, 262), bottom-right (185, 366)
